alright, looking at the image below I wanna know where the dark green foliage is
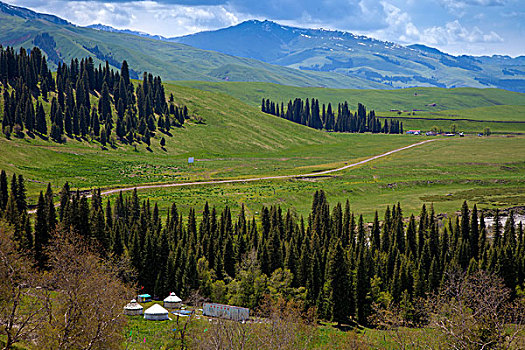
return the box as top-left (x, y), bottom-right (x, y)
top-left (0, 46), bottom-right (193, 145)
top-left (262, 97), bottom-right (402, 134)
top-left (100, 125), bottom-right (107, 146)
top-left (34, 191), bottom-right (48, 268)
top-left (326, 240), bottom-right (352, 325)
top-left (2, 168), bottom-right (522, 325)
top-left (0, 169), bottom-right (7, 211)
top-left (50, 122), bottom-right (62, 142)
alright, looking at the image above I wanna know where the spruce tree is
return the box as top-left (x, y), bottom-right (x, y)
top-left (460, 201), bottom-right (470, 242)
top-left (326, 240), bottom-right (351, 325)
top-left (45, 183), bottom-right (57, 232)
top-left (493, 209), bottom-right (501, 248)
top-left (15, 174), bottom-right (27, 213)
top-left (100, 125), bottom-right (107, 146)
top-left (50, 122), bottom-right (61, 142)
top-left (470, 204), bottom-right (479, 259)
top-left (121, 60), bottom-right (130, 86)
top-left (0, 169), bottom-right (8, 210)
top-left (34, 191), bottom-right (48, 268)
top-left (371, 211), bottom-right (381, 252)
top-left (355, 249), bottom-right (370, 325)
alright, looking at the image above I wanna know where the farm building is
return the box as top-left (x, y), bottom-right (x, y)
top-left (203, 303), bottom-right (249, 322)
top-left (163, 292), bottom-right (182, 309)
top-left (124, 299), bottom-right (143, 316)
top-left (137, 294), bottom-right (151, 303)
top-left (144, 304), bottom-right (169, 321)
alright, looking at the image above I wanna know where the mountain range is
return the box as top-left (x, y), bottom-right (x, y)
top-left (1, 1), bottom-right (525, 92)
top-left (173, 20), bottom-right (525, 92)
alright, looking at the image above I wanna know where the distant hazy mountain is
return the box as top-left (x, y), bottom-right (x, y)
top-left (1, 1), bottom-right (524, 92)
top-left (0, 1), bottom-right (385, 89)
top-left (87, 24), bottom-right (167, 42)
top-left (172, 20), bottom-right (525, 92)
top-left (0, 1), bottom-right (68, 25)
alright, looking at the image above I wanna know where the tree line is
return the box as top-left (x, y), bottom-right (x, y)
top-left (261, 98), bottom-right (403, 134)
top-left (0, 46), bottom-right (190, 145)
top-left (0, 170), bottom-right (523, 327)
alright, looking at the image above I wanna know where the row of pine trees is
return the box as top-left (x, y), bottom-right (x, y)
top-left (0, 46), bottom-right (190, 145)
top-left (1, 170), bottom-right (523, 326)
top-left (262, 98), bottom-right (403, 134)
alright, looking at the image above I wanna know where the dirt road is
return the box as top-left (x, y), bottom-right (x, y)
top-left (29, 138), bottom-right (437, 212)
top-left (98, 139), bottom-right (437, 196)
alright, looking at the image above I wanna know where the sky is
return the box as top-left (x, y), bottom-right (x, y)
top-left (5, 0), bottom-right (525, 56)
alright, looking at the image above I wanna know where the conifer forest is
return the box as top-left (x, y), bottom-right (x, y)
top-left (2, 170), bottom-right (523, 327)
top-left (0, 16), bottom-right (524, 347)
top-left (262, 97), bottom-right (403, 134)
top-left (0, 46), bottom-right (189, 144)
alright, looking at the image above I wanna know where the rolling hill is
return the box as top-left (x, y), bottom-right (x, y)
top-left (0, 1), bottom-right (383, 89)
top-left (174, 81), bottom-right (525, 112)
top-left (172, 20), bottom-right (525, 92)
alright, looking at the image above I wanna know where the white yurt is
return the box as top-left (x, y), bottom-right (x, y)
top-left (124, 299), bottom-right (144, 316)
top-left (144, 304), bottom-right (169, 321)
top-left (163, 292), bottom-right (182, 309)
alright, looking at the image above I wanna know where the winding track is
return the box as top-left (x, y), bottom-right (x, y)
top-left (98, 139), bottom-right (437, 196)
top-left (29, 138), bottom-right (438, 213)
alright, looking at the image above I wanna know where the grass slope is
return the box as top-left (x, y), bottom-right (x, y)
top-left (0, 83), bottom-right (415, 203)
top-left (110, 135), bottom-right (524, 221)
top-left (175, 82), bottom-right (525, 133)
top-left (0, 80), bottom-right (523, 221)
top-left (173, 82), bottom-right (525, 111)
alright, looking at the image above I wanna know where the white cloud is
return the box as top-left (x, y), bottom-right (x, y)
top-left (6, 0), bottom-right (242, 36)
top-left (2, 0), bottom-right (520, 55)
top-left (439, 0), bottom-right (507, 17)
top-left (421, 20), bottom-right (503, 45)
top-left (68, 2), bottom-right (135, 26)
top-left (368, 2), bottom-right (420, 43)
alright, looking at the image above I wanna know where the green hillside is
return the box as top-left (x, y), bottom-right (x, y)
top-left (1, 79), bottom-right (523, 222)
top-left (173, 82), bottom-right (525, 111)
top-left (174, 82), bottom-right (525, 133)
top-left (0, 8), bottom-right (383, 89)
top-left (0, 82), bottom-right (417, 200)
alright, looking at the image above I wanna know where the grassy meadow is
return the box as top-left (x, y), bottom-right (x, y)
top-left (0, 82), bottom-right (523, 221)
top-left (121, 307), bottom-right (440, 350)
top-left (174, 82), bottom-right (525, 111)
top-left (175, 82), bottom-right (525, 133)
top-left (101, 135), bottom-right (524, 221)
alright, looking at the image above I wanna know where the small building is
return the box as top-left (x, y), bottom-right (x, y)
top-left (426, 131), bottom-right (437, 136)
top-left (406, 130), bottom-right (421, 135)
top-left (137, 294), bottom-right (151, 303)
top-left (144, 304), bottom-right (169, 321)
top-left (203, 303), bottom-right (249, 322)
top-left (124, 299), bottom-right (144, 316)
top-left (163, 292), bottom-right (182, 309)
